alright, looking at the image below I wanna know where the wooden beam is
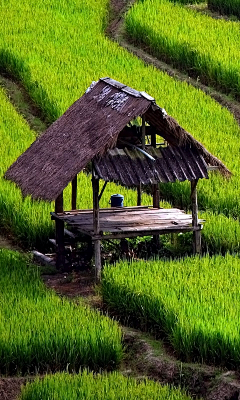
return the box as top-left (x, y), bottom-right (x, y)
top-left (191, 180), bottom-right (201, 254)
top-left (92, 226), bottom-right (200, 241)
top-left (92, 170), bottom-right (101, 281)
top-left (98, 181), bottom-right (108, 202)
top-left (71, 175), bottom-right (77, 210)
top-left (55, 192), bottom-right (65, 269)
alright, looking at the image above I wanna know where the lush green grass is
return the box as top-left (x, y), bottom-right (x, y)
top-left (0, 0), bottom-right (240, 252)
top-left (19, 370), bottom-right (192, 400)
top-left (102, 254), bottom-right (240, 367)
top-left (208, 0), bottom-right (240, 18)
top-left (0, 249), bottom-right (123, 374)
top-left (125, 0), bottom-right (240, 97)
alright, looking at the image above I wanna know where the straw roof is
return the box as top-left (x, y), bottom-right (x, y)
top-left (5, 77), bottom-right (230, 201)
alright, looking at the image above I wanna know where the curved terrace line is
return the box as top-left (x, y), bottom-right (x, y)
top-left (106, 0), bottom-right (240, 126)
top-left (0, 73), bottom-right (48, 135)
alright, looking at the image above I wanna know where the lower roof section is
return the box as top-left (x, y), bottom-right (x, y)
top-left (94, 145), bottom-right (209, 186)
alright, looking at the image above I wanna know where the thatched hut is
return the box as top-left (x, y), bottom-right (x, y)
top-left (5, 77), bottom-right (230, 278)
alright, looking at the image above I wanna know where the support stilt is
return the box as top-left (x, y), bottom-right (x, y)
top-left (191, 180), bottom-right (201, 254)
top-left (151, 127), bottom-right (160, 250)
top-left (92, 168), bottom-right (101, 281)
top-left (55, 192), bottom-right (65, 269)
top-left (71, 174), bottom-right (77, 210)
top-left (137, 184), bottom-right (142, 206)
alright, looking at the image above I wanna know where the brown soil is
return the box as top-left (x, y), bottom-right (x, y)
top-left (0, 233), bottom-right (22, 253)
top-left (0, 377), bottom-right (30, 400)
top-left (0, 73), bottom-right (48, 135)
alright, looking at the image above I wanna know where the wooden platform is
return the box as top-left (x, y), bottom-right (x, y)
top-left (51, 206), bottom-right (203, 240)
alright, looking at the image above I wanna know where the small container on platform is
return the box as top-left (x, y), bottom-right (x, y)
top-left (110, 194), bottom-right (124, 207)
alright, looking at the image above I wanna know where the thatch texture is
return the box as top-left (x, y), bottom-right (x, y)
top-left (5, 80), bottom-right (149, 201)
top-left (5, 77), bottom-right (230, 201)
top-left (145, 107), bottom-right (231, 177)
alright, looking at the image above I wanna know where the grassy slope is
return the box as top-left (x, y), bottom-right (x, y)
top-left (102, 254), bottom-right (240, 367)
top-left (0, 249), bottom-right (123, 374)
top-left (0, 0), bottom-right (239, 251)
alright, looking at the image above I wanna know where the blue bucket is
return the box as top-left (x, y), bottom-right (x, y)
top-left (110, 194), bottom-right (124, 207)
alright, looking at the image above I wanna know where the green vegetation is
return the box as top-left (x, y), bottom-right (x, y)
top-left (0, 0), bottom-right (240, 253)
top-left (19, 370), bottom-right (192, 400)
top-left (125, 0), bottom-right (240, 98)
top-left (208, 0), bottom-right (240, 18)
top-left (0, 249), bottom-right (122, 374)
top-left (102, 254), bottom-right (240, 367)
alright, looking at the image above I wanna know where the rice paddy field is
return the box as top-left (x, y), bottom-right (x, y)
top-left (125, 0), bottom-right (240, 98)
top-left (102, 254), bottom-right (240, 367)
top-left (0, 249), bottom-right (123, 374)
top-left (0, 0), bottom-right (240, 397)
top-left (19, 370), bottom-right (192, 400)
top-left (0, 0), bottom-right (240, 253)
top-left (208, 0), bottom-right (240, 18)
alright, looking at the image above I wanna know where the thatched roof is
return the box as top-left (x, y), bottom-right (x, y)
top-left (5, 77), bottom-right (230, 201)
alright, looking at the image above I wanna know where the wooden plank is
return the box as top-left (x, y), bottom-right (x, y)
top-left (91, 226), bottom-right (200, 240)
top-left (56, 209), bottom-right (187, 221)
top-left (59, 206), bottom-right (152, 215)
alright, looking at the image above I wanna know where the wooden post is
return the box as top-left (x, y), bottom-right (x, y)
top-left (191, 179), bottom-right (201, 254)
top-left (71, 174), bottom-right (77, 210)
top-left (92, 170), bottom-right (101, 281)
top-left (137, 184), bottom-right (141, 206)
top-left (151, 128), bottom-right (160, 249)
top-left (152, 184), bottom-right (160, 208)
top-left (55, 192), bottom-right (65, 269)
top-left (137, 114), bottom-right (146, 207)
top-left (142, 114), bottom-right (146, 150)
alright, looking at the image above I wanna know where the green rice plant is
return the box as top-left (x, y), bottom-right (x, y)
top-left (0, 249), bottom-right (123, 374)
top-left (125, 0), bottom-right (240, 97)
top-left (102, 254), bottom-right (240, 367)
top-left (0, 0), bottom-right (240, 253)
top-left (19, 370), bottom-right (192, 400)
top-left (208, 0), bottom-right (240, 18)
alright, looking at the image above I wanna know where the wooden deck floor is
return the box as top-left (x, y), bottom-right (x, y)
top-left (51, 206), bottom-right (203, 240)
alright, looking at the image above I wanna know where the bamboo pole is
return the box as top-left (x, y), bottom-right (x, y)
top-left (191, 179), bottom-right (201, 254)
top-left (92, 169), bottom-right (101, 281)
top-left (137, 114), bottom-right (146, 207)
top-left (142, 114), bottom-right (146, 150)
top-left (137, 185), bottom-right (141, 206)
top-left (55, 191), bottom-right (65, 269)
top-left (151, 128), bottom-right (160, 249)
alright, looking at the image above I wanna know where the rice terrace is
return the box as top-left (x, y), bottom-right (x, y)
top-left (1, 0), bottom-right (240, 398)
